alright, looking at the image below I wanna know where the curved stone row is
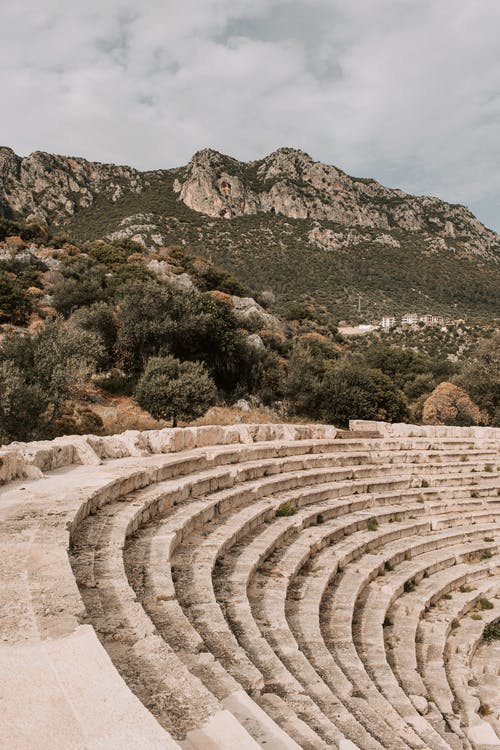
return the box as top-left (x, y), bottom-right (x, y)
top-left (469, 603), bottom-right (500, 742)
top-left (0, 421), bottom-right (499, 749)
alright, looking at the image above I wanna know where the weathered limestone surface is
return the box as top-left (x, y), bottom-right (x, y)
top-left (351, 420), bottom-right (500, 440)
top-left (0, 423), bottom-right (338, 484)
top-left (0, 626), bottom-right (182, 750)
top-left (1, 422), bottom-right (499, 749)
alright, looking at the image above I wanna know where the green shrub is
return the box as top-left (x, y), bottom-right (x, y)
top-left (94, 369), bottom-right (136, 396)
top-left (319, 361), bottom-right (409, 427)
top-left (0, 319), bottom-right (102, 442)
top-left (478, 597), bottom-right (494, 610)
top-left (275, 501), bottom-right (297, 517)
top-left (478, 702), bottom-right (491, 716)
top-left (87, 241), bottom-right (132, 267)
top-left (483, 620), bottom-right (500, 642)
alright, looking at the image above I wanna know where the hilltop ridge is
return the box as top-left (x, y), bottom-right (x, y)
top-left (175, 147), bottom-right (498, 259)
top-left (1, 145), bottom-right (498, 258)
top-left (1, 146), bottom-right (499, 319)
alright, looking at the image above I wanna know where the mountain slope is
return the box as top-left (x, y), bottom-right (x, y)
top-left (1, 146), bottom-right (499, 320)
top-left (176, 148), bottom-right (499, 259)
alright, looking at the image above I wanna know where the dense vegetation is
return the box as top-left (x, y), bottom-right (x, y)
top-left (0, 217), bottom-right (498, 443)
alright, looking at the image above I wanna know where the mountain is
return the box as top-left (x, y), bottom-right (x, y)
top-left (176, 148), bottom-right (499, 256)
top-left (1, 146), bottom-right (499, 320)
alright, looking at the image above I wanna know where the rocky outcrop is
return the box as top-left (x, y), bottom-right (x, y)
top-left (231, 295), bottom-right (281, 331)
top-left (0, 147), bottom-right (145, 225)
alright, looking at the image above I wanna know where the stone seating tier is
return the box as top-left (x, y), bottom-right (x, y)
top-left (0, 421), bottom-right (499, 750)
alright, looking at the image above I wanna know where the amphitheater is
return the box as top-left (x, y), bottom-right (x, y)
top-left (1, 420), bottom-right (500, 750)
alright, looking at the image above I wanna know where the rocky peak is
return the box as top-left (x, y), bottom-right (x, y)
top-left (258, 147), bottom-right (315, 179)
top-left (176, 148), bottom-right (260, 219)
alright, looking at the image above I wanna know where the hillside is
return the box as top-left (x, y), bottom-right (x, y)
top-left (1, 146), bottom-right (499, 320)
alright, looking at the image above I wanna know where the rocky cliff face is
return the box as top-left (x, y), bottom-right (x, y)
top-left (174, 148), bottom-right (499, 259)
top-left (1, 145), bottom-right (499, 261)
top-left (0, 147), bottom-right (145, 225)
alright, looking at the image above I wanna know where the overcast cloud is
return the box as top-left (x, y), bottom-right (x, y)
top-left (1, 0), bottom-right (499, 230)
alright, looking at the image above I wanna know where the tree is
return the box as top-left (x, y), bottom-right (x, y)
top-left (404, 373), bottom-right (436, 401)
top-left (456, 333), bottom-right (500, 426)
top-left (0, 318), bottom-right (103, 435)
top-left (319, 363), bottom-right (377, 427)
top-left (115, 280), bottom-right (256, 394)
top-left (86, 241), bottom-right (131, 267)
top-left (114, 280), bottom-right (176, 370)
top-left (284, 340), bottom-right (324, 418)
top-left (0, 361), bottom-right (45, 443)
top-left (0, 272), bottom-right (32, 324)
top-left (70, 302), bottom-right (117, 368)
top-left (30, 320), bottom-right (103, 422)
top-left (422, 382), bottom-right (487, 426)
top-left (319, 362), bottom-right (408, 428)
top-left (52, 256), bottom-right (107, 316)
top-left (135, 355), bottom-right (216, 426)
top-left (367, 368), bottom-right (410, 423)
top-left (250, 348), bottom-right (286, 406)
top-left (364, 344), bottom-right (431, 393)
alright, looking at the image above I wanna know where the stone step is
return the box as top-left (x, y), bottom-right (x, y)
top-left (445, 599), bottom-right (500, 749)
top-left (268, 522), bottom-right (500, 750)
top-left (395, 572), bottom-right (500, 747)
top-left (70, 502), bottom-right (226, 742)
top-left (362, 556), bottom-right (500, 748)
top-left (224, 515), bottom-right (425, 750)
top-left (324, 539), bottom-right (500, 750)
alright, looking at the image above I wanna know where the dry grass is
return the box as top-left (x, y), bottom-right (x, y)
top-left (82, 397), bottom-right (291, 435)
top-left (86, 394), bottom-right (163, 434)
top-left (191, 405), bottom-right (281, 426)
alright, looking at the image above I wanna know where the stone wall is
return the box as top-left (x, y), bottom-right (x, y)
top-left (351, 420), bottom-right (500, 439)
top-left (0, 423), bottom-right (338, 485)
top-left (3, 419), bottom-right (499, 486)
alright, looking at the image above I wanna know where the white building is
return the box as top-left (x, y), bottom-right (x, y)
top-left (419, 314), bottom-right (445, 326)
top-left (401, 313), bottom-right (419, 325)
top-left (380, 317), bottom-right (396, 329)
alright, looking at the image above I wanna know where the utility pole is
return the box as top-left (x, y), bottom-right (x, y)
top-left (357, 294), bottom-right (361, 316)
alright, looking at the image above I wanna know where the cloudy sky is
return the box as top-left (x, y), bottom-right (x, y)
top-left (1, 0), bottom-right (499, 230)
